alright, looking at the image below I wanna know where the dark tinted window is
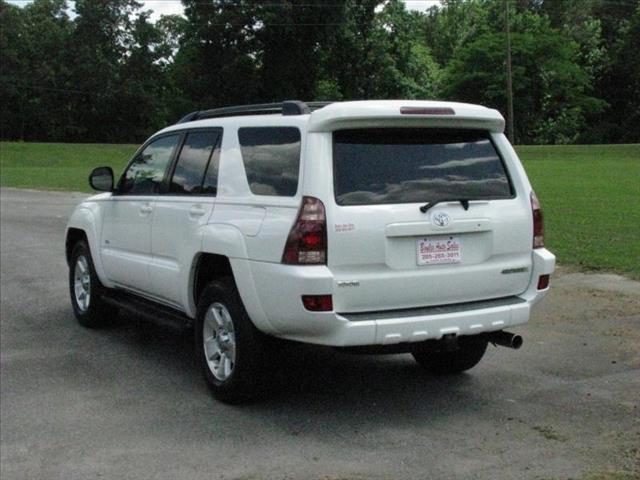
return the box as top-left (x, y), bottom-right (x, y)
top-left (238, 127), bottom-right (301, 196)
top-left (120, 134), bottom-right (180, 195)
top-left (170, 131), bottom-right (220, 194)
top-left (333, 128), bottom-right (513, 206)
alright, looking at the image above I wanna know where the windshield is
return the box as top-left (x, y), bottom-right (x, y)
top-left (333, 128), bottom-right (513, 206)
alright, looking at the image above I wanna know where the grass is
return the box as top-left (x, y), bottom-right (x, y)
top-left (0, 142), bottom-right (136, 192)
top-left (515, 144), bottom-right (640, 279)
top-left (1, 141), bottom-right (639, 278)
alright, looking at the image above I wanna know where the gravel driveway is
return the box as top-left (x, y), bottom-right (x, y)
top-left (1, 188), bottom-right (638, 480)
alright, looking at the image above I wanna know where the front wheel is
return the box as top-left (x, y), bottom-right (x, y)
top-left (69, 240), bottom-right (116, 328)
top-left (412, 335), bottom-right (488, 375)
top-left (195, 278), bottom-right (269, 403)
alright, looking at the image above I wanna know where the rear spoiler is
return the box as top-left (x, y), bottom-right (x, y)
top-left (307, 100), bottom-right (505, 133)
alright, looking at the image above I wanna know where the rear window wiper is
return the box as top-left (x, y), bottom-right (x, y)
top-left (419, 199), bottom-right (470, 213)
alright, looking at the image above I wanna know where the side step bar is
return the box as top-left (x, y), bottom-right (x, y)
top-left (101, 290), bottom-right (193, 331)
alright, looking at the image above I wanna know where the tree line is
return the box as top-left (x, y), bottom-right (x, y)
top-left (1, 0), bottom-right (638, 144)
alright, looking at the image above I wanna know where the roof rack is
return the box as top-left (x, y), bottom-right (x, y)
top-left (176, 100), bottom-right (332, 124)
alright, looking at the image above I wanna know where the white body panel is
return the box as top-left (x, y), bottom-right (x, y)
top-left (66, 100), bottom-right (556, 347)
top-left (150, 195), bottom-right (215, 307)
top-left (100, 195), bottom-right (155, 293)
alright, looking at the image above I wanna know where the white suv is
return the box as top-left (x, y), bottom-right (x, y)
top-left (66, 100), bottom-right (555, 402)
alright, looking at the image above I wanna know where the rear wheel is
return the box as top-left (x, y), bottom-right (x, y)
top-left (195, 277), bottom-right (268, 403)
top-left (69, 240), bottom-right (117, 328)
top-left (412, 335), bottom-right (488, 375)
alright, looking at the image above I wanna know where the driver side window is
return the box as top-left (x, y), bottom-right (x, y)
top-left (119, 134), bottom-right (180, 195)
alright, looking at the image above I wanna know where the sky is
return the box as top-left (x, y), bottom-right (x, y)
top-left (7, 1), bottom-right (442, 22)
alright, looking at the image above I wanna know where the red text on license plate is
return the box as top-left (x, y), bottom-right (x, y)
top-left (417, 235), bottom-right (462, 265)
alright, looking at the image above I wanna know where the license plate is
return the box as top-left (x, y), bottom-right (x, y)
top-left (417, 235), bottom-right (462, 265)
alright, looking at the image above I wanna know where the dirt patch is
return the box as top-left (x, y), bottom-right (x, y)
top-left (533, 267), bottom-right (640, 366)
top-left (533, 425), bottom-right (570, 442)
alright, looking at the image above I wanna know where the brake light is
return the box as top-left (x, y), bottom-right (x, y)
top-left (400, 107), bottom-right (455, 115)
top-left (282, 196), bottom-right (327, 264)
top-left (531, 191), bottom-right (544, 248)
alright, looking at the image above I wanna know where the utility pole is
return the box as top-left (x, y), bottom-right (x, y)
top-left (505, 0), bottom-right (515, 143)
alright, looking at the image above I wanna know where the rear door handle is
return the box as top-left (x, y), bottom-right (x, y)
top-left (189, 205), bottom-right (206, 217)
top-left (139, 204), bottom-right (153, 215)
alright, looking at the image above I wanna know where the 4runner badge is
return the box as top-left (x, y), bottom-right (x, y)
top-left (431, 211), bottom-right (450, 227)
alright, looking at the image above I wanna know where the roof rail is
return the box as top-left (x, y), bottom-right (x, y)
top-left (176, 100), bottom-right (332, 124)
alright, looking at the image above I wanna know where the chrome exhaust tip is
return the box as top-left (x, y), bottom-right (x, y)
top-left (487, 330), bottom-right (523, 349)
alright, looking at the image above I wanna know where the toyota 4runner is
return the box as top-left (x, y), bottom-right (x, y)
top-left (66, 100), bottom-right (556, 402)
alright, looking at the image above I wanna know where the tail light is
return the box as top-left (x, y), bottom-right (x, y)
top-left (282, 196), bottom-right (327, 264)
top-left (531, 191), bottom-right (544, 249)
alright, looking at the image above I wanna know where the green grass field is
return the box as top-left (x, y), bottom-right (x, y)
top-left (0, 142), bottom-right (137, 192)
top-left (515, 144), bottom-right (639, 279)
top-left (1, 141), bottom-right (639, 278)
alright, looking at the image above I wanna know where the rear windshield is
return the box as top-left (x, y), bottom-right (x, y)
top-left (333, 128), bottom-right (513, 206)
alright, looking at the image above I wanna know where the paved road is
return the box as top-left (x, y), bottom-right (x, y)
top-left (1, 188), bottom-right (639, 480)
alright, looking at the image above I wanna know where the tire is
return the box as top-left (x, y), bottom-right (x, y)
top-left (412, 335), bottom-right (488, 375)
top-left (195, 277), bottom-right (269, 403)
top-left (69, 240), bottom-right (117, 328)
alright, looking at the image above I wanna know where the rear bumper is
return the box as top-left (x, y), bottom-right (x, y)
top-left (238, 248), bottom-right (555, 347)
top-left (334, 296), bottom-right (530, 346)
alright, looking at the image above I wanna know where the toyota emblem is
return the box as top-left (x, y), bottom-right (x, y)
top-left (431, 211), bottom-right (450, 227)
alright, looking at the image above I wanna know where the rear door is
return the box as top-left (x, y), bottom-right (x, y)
top-left (326, 128), bottom-right (532, 313)
top-left (149, 129), bottom-right (221, 308)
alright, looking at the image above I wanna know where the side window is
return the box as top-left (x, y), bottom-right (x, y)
top-left (169, 130), bottom-right (220, 195)
top-left (238, 127), bottom-right (301, 197)
top-left (119, 134), bottom-right (180, 195)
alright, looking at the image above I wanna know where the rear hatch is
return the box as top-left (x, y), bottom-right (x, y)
top-left (326, 127), bottom-right (532, 313)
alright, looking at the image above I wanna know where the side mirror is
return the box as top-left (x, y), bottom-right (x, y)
top-left (89, 166), bottom-right (114, 192)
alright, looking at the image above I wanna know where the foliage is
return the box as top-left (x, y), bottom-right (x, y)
top-left (594, 4), bottom-right (640, 143)
top-left (422, 0), bottom-right (492, 66)
top-left (0, 0), bottom-right (72, 140)
top-left (0, 0), bottom-right (638, 144)
top-left (319, 0), bottom-right (439, 100)
top-left (443, 12), bottom-right (606, 143)
top-left (253, 1), bottom-right (347, 102)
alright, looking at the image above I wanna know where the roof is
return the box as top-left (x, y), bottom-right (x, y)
top-left (161, 100), bottom-right (505, 135)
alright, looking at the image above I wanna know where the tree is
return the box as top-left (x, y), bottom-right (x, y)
top-left (377, 0), bottom-right (441, 99)
top-left (118, 11), bottom-right (172, 139)
top-left (0, 0), bottom-right (633, 145)
top-left (597, 5), bottom-right (640, 142)
top-left (0, 0), bottom-right (72, 140)
top-left (443, 10), bottom-right (606, 143)
top-left (173, 0), bottom-right (261, 112)
top-left (422, 0), bottom-right (492, 67)
top-left (0, 1), bottom-right (29, 139)
top-left (319, 0), bottom-right (439, 100)
top-left (252, 0), bottom-right (346, 102)
top-left (66, 0), bottom-right (145, 141)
